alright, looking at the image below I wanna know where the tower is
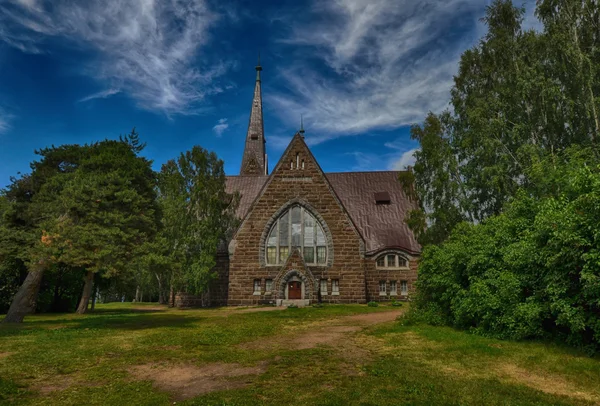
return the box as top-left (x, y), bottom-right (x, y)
top-left (240, 56), bottom-right (267, 176)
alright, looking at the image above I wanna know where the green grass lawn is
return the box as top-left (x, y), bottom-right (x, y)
top-left (1, 303), bottom-right (599, 405)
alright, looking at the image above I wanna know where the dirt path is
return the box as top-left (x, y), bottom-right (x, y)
top-left (127, 309), bottom-right (404, 400)
top-left (242, 309), bottom-right (405, 354)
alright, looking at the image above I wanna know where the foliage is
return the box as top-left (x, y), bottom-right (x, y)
top-left (0, 131), bottom-right (159, 317)
top-left (413, 147), bottom-right (600, 352)
top-left (406, 0), bottom-right (600, 245)
top-left (368, 301), bottom-right (379, 307)
top-left (390, 300), bottom-right (403, 307)
top-left (157, 146), bottom-right (239, 297)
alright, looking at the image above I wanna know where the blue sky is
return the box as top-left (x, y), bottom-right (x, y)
top-left (0, 0), bottom-right (539, 188)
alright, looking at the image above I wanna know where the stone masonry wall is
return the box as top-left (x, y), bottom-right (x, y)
top-left (228, 135), bottom-right (367, 305)
top-left (365, 254), bottom-right (418, 302)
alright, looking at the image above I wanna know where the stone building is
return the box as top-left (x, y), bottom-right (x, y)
top-left (175, 61), bottom-right (420, 307)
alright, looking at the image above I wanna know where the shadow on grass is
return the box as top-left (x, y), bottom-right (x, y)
top-left (0, 311), bottom-right (203, 337)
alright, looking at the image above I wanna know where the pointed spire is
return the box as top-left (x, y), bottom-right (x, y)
top-left (299, 114), bottom-right (305, 137)
top-left (240, 57), bottom-right (267, 176)
top-left (255, 52), bottom-right (262, 82)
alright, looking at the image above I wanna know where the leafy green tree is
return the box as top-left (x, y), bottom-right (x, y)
top-left (407, 0), bottom-right (600, 244)
top-left (405, 112), bottom-right (469, 245)
top-left (2, 132), bottom-right (158, 322)
top-left (158, 146), bottom-right (238, 305)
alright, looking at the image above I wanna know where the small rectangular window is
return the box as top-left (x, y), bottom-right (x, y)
top-left (379, 280), bottom-right (386, 295)
top-left (401, 281), bottom-right (408, 296)
top-left (320, 279), bottom-right (328, 295)
top-left (390, 281), bottom-right (397, 295)
top-left (386, 254), bottom-right (396, 267)
top-left (265, 279), bottom-right (273, 292)
top-left (332, 279), bottom-right (339, 295)
top-left (374, 191), bottom-right (391, 205)
top-left (376, 257), bottom-right (385, 267)
top-left (253, 279), bottom-right (261, 295)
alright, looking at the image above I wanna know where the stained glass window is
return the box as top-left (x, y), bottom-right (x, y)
top-left (265, 205), bottom-right (328, 265)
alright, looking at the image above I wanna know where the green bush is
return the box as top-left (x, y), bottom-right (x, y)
top-left (368, 301), bottom-right (379, 307)
top-left (414, 148), bottom-right (600, 352)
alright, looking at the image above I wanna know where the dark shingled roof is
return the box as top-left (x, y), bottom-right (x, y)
top-left (226, 175), bottom-right (268, 219)
top-left (226, 171), bottom-right (421, 255)
top-left (326, 171), bottom-right (420, 255)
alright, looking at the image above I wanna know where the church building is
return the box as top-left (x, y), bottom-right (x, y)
top-left (176, 61), bottom-right (421, 307)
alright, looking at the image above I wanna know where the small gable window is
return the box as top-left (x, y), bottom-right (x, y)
top-left (266, 205), bottom-right (328, 266)
top-left (374, 191), bottom-right (391, 205)
top-left (375, 253), bottom-right (409, 269)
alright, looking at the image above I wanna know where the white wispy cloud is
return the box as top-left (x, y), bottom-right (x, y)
top-left (0, 108), bottom-right (14, 134)
top-left (391, 148), bottom-right (419, 170)
top-left (78, 88), bottom-right (121, 103)
top-left (271, 0), bottom-right (538, 144)
top-left (212, 118), bottom-right (229, 137)
top-left (0, 0), bottom-right (227, 115)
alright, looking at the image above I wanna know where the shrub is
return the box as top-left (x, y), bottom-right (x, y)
top-left (413, 148), bottom-right (600, 352)
top-left (368, 301), bottom-right (379, 307)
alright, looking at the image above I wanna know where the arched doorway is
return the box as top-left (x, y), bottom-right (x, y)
top-left (275, 269), bottom-right (315, 306)
top-left (286, 276), bottom-right (303, 300)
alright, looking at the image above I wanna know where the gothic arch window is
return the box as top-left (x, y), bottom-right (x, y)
top-left (266, 205), bottom-right (328, 265)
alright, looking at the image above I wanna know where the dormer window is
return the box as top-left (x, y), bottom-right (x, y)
top-left (375, 253), bottom-right (409, 269)
top-left (374, 191), bottom-right (391, 205)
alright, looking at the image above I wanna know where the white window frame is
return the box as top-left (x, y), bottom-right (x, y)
top-left (390, 280), bottom-right (397, 296)
top-left (401, 280), bottom-right (408, 296)
top-left (379, 280), bottom-right (387, 296)
top-left (332, 279), bottom-right (339, 295)
top-left (320, 279), bottom-right (328, 296)
top-left (253, 279), bottom-right (261, 295)
top-left (265, 279), bottom-right (273, 293)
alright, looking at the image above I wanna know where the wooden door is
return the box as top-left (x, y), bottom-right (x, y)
top-left (288, 281), bottom-right (302, 299)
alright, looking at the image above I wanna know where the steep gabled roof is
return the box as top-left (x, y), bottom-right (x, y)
top-left (326, 171), bottom-right (421, 255)
top-left (226, 175), bottom-right (268, 219)
top-left (225, 169), bottom-right (421, 255)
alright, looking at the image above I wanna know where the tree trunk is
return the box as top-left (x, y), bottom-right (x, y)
top-left (91, 282), bottom-right (98, 311)
top-left (156, 273), bottom-right (166, 304)
top-left (2, 259), bottom-right (48, 323)
top-left (169, 284), bottom-right (175, 308)
top-left (134, 286), bottom-right (140, 303)
top-left (76, 271), bottom-right (94, 314)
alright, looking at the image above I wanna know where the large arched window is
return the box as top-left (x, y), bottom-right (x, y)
top-left (266, 205), bottom-right (327, 265)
